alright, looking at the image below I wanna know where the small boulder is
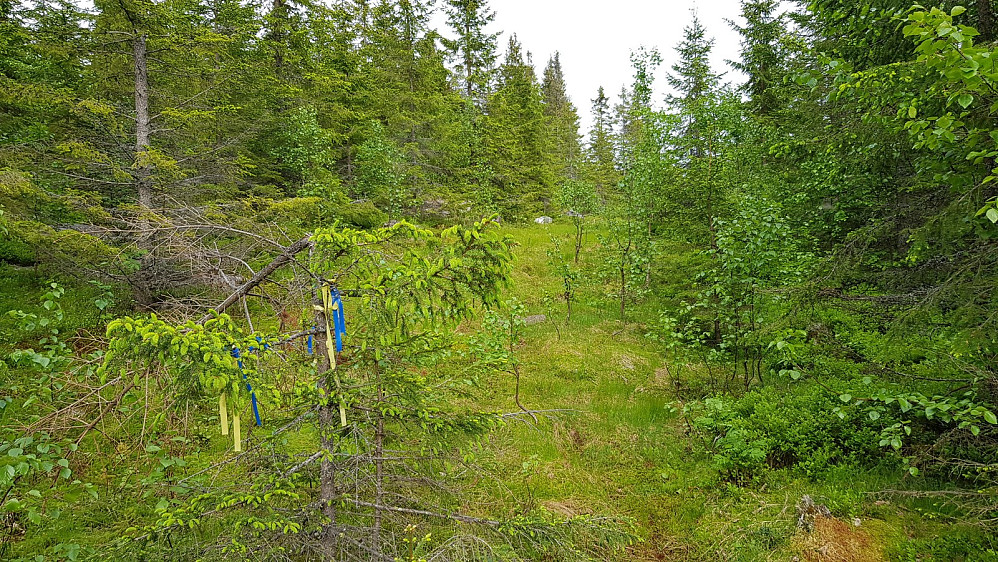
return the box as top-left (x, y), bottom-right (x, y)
top-left (796, 495), bottom-right (831, 531)
top-left (534, 216), bottom-right (553, 224)
top-left (522, 314), bottom-right (547, 325)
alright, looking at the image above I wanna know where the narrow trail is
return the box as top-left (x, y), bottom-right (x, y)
top-left (474, 224), bottom-right (895, 561)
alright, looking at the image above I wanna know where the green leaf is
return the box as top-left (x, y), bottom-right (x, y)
top-left (986, 208), bottom-right (998, 223)
top-left (869, 410), bottom-right (881, 421)
top-left (958, 93), bottom-right (974, 108)
top-left (908, 105), bottom-right (917, 118)
top-left (952, 6), bottom-right (967, 16)
top-left (839, 393), bottom-right (852, 403)
top-left (983, 410), bottom-right (997, 424)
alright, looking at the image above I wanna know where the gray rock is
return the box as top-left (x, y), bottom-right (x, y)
top-left (796, 495), bottom-right (831, 531)
top-left (534, 216), bottom-right (553, 224)
top-left (523, 314), bottom-right (547, 325)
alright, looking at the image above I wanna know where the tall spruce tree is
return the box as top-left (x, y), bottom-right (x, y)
top-left (442, 0), bottom-right (499, 106)
top-left (728, 0), bottom-right (784, 116)
top-left (482, 36), bottom-right (551, 218)
top-left (541, 52), bottom-right (582, 181)
top-left (585, 86), bottom-right (620, 202)
top-left (83, 0), bottom-right (266, 207)
top-left (666, 14), bottom-right (730, 249)
top-left (667, 12), bottom-right (722, 134)
top-left (361, 0), bottom-right (466, 208)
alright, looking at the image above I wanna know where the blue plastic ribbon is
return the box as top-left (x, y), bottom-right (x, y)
top-left (308, 289), bottom-right (346, 355)
top-left (230, 346), bottom-right (262, 427)
top-left (330, 288), bottom-right (347, 353)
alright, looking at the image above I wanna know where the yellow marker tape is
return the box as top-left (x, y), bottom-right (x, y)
top-left (233, 413), bottom-right (241, 452)
top-left (219, 394), bottom-right (228, 435)
top-left (321, 285), bottom-right (337, 370)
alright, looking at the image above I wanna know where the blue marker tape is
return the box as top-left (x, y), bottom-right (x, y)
top-left (230, 346), bottom-right (262, 427)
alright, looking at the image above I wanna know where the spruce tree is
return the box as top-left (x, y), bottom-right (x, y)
top-left (541, 52), bottom-right (583, 182)
top-left (482, 36), bottom-right (552, 218)
top-left (442, 0), bottom-right (499, 106)
top-left (361, 0), bottom-right (466, 209)
top-left (584, 86), bottom-right (620, 202)
top-left (666, 13), bottom-right (731, 249)
top-left (728, 0), bottom-right (784, 116)
top-left (82, 0), bottom-right (268, 207)
top-left (667, 12), bottom-right (722, 135)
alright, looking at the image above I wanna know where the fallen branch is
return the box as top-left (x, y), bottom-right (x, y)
top-left (200, 235), bottom-right (313, 323)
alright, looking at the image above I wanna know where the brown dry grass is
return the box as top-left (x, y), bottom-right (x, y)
top-left (793, 517), bottom-right (883, 562)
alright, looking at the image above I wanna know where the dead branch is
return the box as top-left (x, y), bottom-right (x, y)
top-left (200, 235), bottom-right (313, 323)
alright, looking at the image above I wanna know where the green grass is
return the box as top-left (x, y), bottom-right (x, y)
top-left (0, 264), bottom-right (121, 354)
top-left (4, 223), bottom-right (996, 560)
top-left (460, 221), bottom-right (997, 561)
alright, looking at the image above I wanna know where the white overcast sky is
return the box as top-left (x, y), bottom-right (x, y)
top-left (433, 0), bottom-right (746, 134)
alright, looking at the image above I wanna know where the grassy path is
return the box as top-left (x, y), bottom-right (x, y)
top-left (469, 224), bottom-right (910, 561)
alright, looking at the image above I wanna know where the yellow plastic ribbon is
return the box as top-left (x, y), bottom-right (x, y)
top-left (321, 285), bottom-right (337, 370)
top-left (315, 284), bottom-right (347, 427)
top-left (219, 393), bottom-right (228, 435)
top-left (233, 413), bottom-right (242, 452)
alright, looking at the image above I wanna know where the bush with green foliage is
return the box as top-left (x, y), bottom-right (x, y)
top-left (685, 382), bottom-right (903, 482)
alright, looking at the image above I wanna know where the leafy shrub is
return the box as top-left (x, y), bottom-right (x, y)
top-left (686, 381), bottom-right (902, 482)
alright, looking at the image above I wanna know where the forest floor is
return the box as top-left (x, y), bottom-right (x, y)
top-left (1, 222), bottom-right (994, 560)
top-left (464, 222), bottom-right (993, 561)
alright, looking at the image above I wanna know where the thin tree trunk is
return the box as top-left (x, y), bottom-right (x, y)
top-left (980, 0), bottom-right (994, 42)
top-left (313, 289), bottom-right (338, 552)
top-left (201, 235), bottom-right (313, 323)
top-left (373, 365), bottom-right (384, 555)
top-left (465, 21), bottom-right (473, 99)
top-left (619, 264), bottom-right (626, 320)
top-left (574, 220), bottom-right (582, 263)
top-left (706, 142), bottom-right (717, 251)
top-left (134, 34), bottom-right (152, 208)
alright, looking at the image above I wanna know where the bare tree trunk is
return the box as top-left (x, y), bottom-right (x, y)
top-left (134, 34), bottom-right (152, 208)
top-left (619, 264), bottom-right (626, 320)
top-left (313, 290), bottom-right (338, 552)
top-left (373, 365), bottom-right (384, 555)
top-left (980, 0), bottom-right (995, 42)
top-left (202, 235), bottom-right (313, 323)
top-left (574, 220), bottom-right (583, 263)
